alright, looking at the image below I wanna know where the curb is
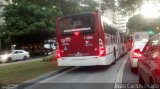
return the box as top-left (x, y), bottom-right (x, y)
top-left (25, 67), bottom-right (73, 83)
top-left (16, 67), bottom-right (74, 89)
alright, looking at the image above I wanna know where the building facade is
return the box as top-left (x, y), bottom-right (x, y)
top-left (105, 9), bottom-right (129, 33)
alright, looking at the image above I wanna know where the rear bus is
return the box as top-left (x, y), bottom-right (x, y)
top-left (56, 12), bottom-right (111, 66)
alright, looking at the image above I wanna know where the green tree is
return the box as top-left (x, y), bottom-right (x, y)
top-left (3, 0), bottom-right (57, 49)
top-left (127, 14), bottom-right (160, 34)
top-left (2, 0), bottom-right (99, 51)
top-left (103, 0), bottom-right (116, 11)
top-left (48, 0), bottom-right (99, 16)
top-left (119, 0), bottom-right (143, 12)
top-left (78, 0), bottom-right (99, 13)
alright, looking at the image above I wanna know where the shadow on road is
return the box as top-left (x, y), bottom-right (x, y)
top-left (68, 65), bottom-right (111, 74)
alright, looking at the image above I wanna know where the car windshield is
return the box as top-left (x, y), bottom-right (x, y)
top-left (133, 41), bottom-right (147, 51)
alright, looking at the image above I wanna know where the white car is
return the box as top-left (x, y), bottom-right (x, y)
top-left (129, 41), bottom-right (147, 72)
top-left (0, 50), bottom-right (30, 63)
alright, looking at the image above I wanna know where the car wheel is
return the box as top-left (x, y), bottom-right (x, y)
top-left (7, 57), bottom-right (12, 63)
top-left (148, 77), bottom-right (156, 89)
top-left (131, 67), bottom-right (134, 72)
top-left (23, 56), bottom-right (27, 60)
top-left (139, 73), bottom-right (145, 85)
top-left (131, 67), bottom-right (137, 73)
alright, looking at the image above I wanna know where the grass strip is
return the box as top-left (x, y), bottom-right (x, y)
top-left (0, 60), bottom-right (60, 83)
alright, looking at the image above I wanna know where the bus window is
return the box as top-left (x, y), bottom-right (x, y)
top-left (112, 35), bottom-right (115, 44)
top-left (113, 36), bottom-right (116, 44)
top-left (111, 35), bottom-right (113, 44)
top-left (105, 33), bottom-right (109, 45)
top-left (110, 34), bottom-right (112, 45)
top-left (60, 14), bottom-right (95, 35)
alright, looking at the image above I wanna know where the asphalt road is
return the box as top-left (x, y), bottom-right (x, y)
top-left (121, 56), bottom-right (144, 89)
top-left (122, 57), bottom-right (139, 83)
top-left (18, 54), bottom-right (130, 89)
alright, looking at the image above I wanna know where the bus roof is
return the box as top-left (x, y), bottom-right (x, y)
top-left (59, 12), bottom-right (94, 19)
top-left (101, 16), bottom-right (118, 30)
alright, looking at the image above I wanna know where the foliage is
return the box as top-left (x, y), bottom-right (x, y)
top-left (119, 0), bottom-right (143, 12)
top-left (1, 0), bottom-right (100, 50)
top-left (102, 0), bottom-right (116, 11)
top-left (102, 0), bottom-right (143, 12)
top-left (78, 0), bottom-right (99, 13)
top-left (127, 14), bottom-right (160, 34)
top-left (48, 0), bottom-right (99, 16)
top-left (3, 0), bottom-right (57, 45)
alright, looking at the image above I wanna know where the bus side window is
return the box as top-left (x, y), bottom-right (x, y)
top-left (112, 35), bottom-right (114, 44)
top-left (103, 23), bottom-right (108, 45)
top-left (115, 31), bottom-right (117, 44)
top-left (103, 22), bottom-right (105, 32)
top-left (104, 23), bottom-right (111, 45)
top-left (105, 33), bottom-right (108, 45)
top-left (112, 36), bottom-right (114, 44)
top-left (108, 34), bottom-right (111, 45)
top-left (114, 36), bottom-right (116, 44)
top-left (121, 35), bottom-right (124, 44)
top-left (103, 23), bottom-right (107, 33)
top-left (110, 35), bottom-right (112, 44)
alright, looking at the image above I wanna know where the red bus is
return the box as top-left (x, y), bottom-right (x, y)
top-left (56, 12), bottom-right (128, 66)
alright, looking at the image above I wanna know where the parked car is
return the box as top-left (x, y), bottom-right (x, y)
top-left (0, 50), bottom-right (30, 63)
top-left (129, 32), bottom-right (149, 72)
top-left (138, 33), bottom-right (160, 85)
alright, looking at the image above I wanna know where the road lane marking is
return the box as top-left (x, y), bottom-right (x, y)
top-left (114, 54), bottom-right (128, 89)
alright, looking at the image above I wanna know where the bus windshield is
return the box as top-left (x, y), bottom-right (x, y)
top-left (60, 14), bottom-right (95, 35)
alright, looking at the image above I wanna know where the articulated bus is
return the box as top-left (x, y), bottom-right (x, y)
top-left (56, 12), bottom-right (129, 66)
